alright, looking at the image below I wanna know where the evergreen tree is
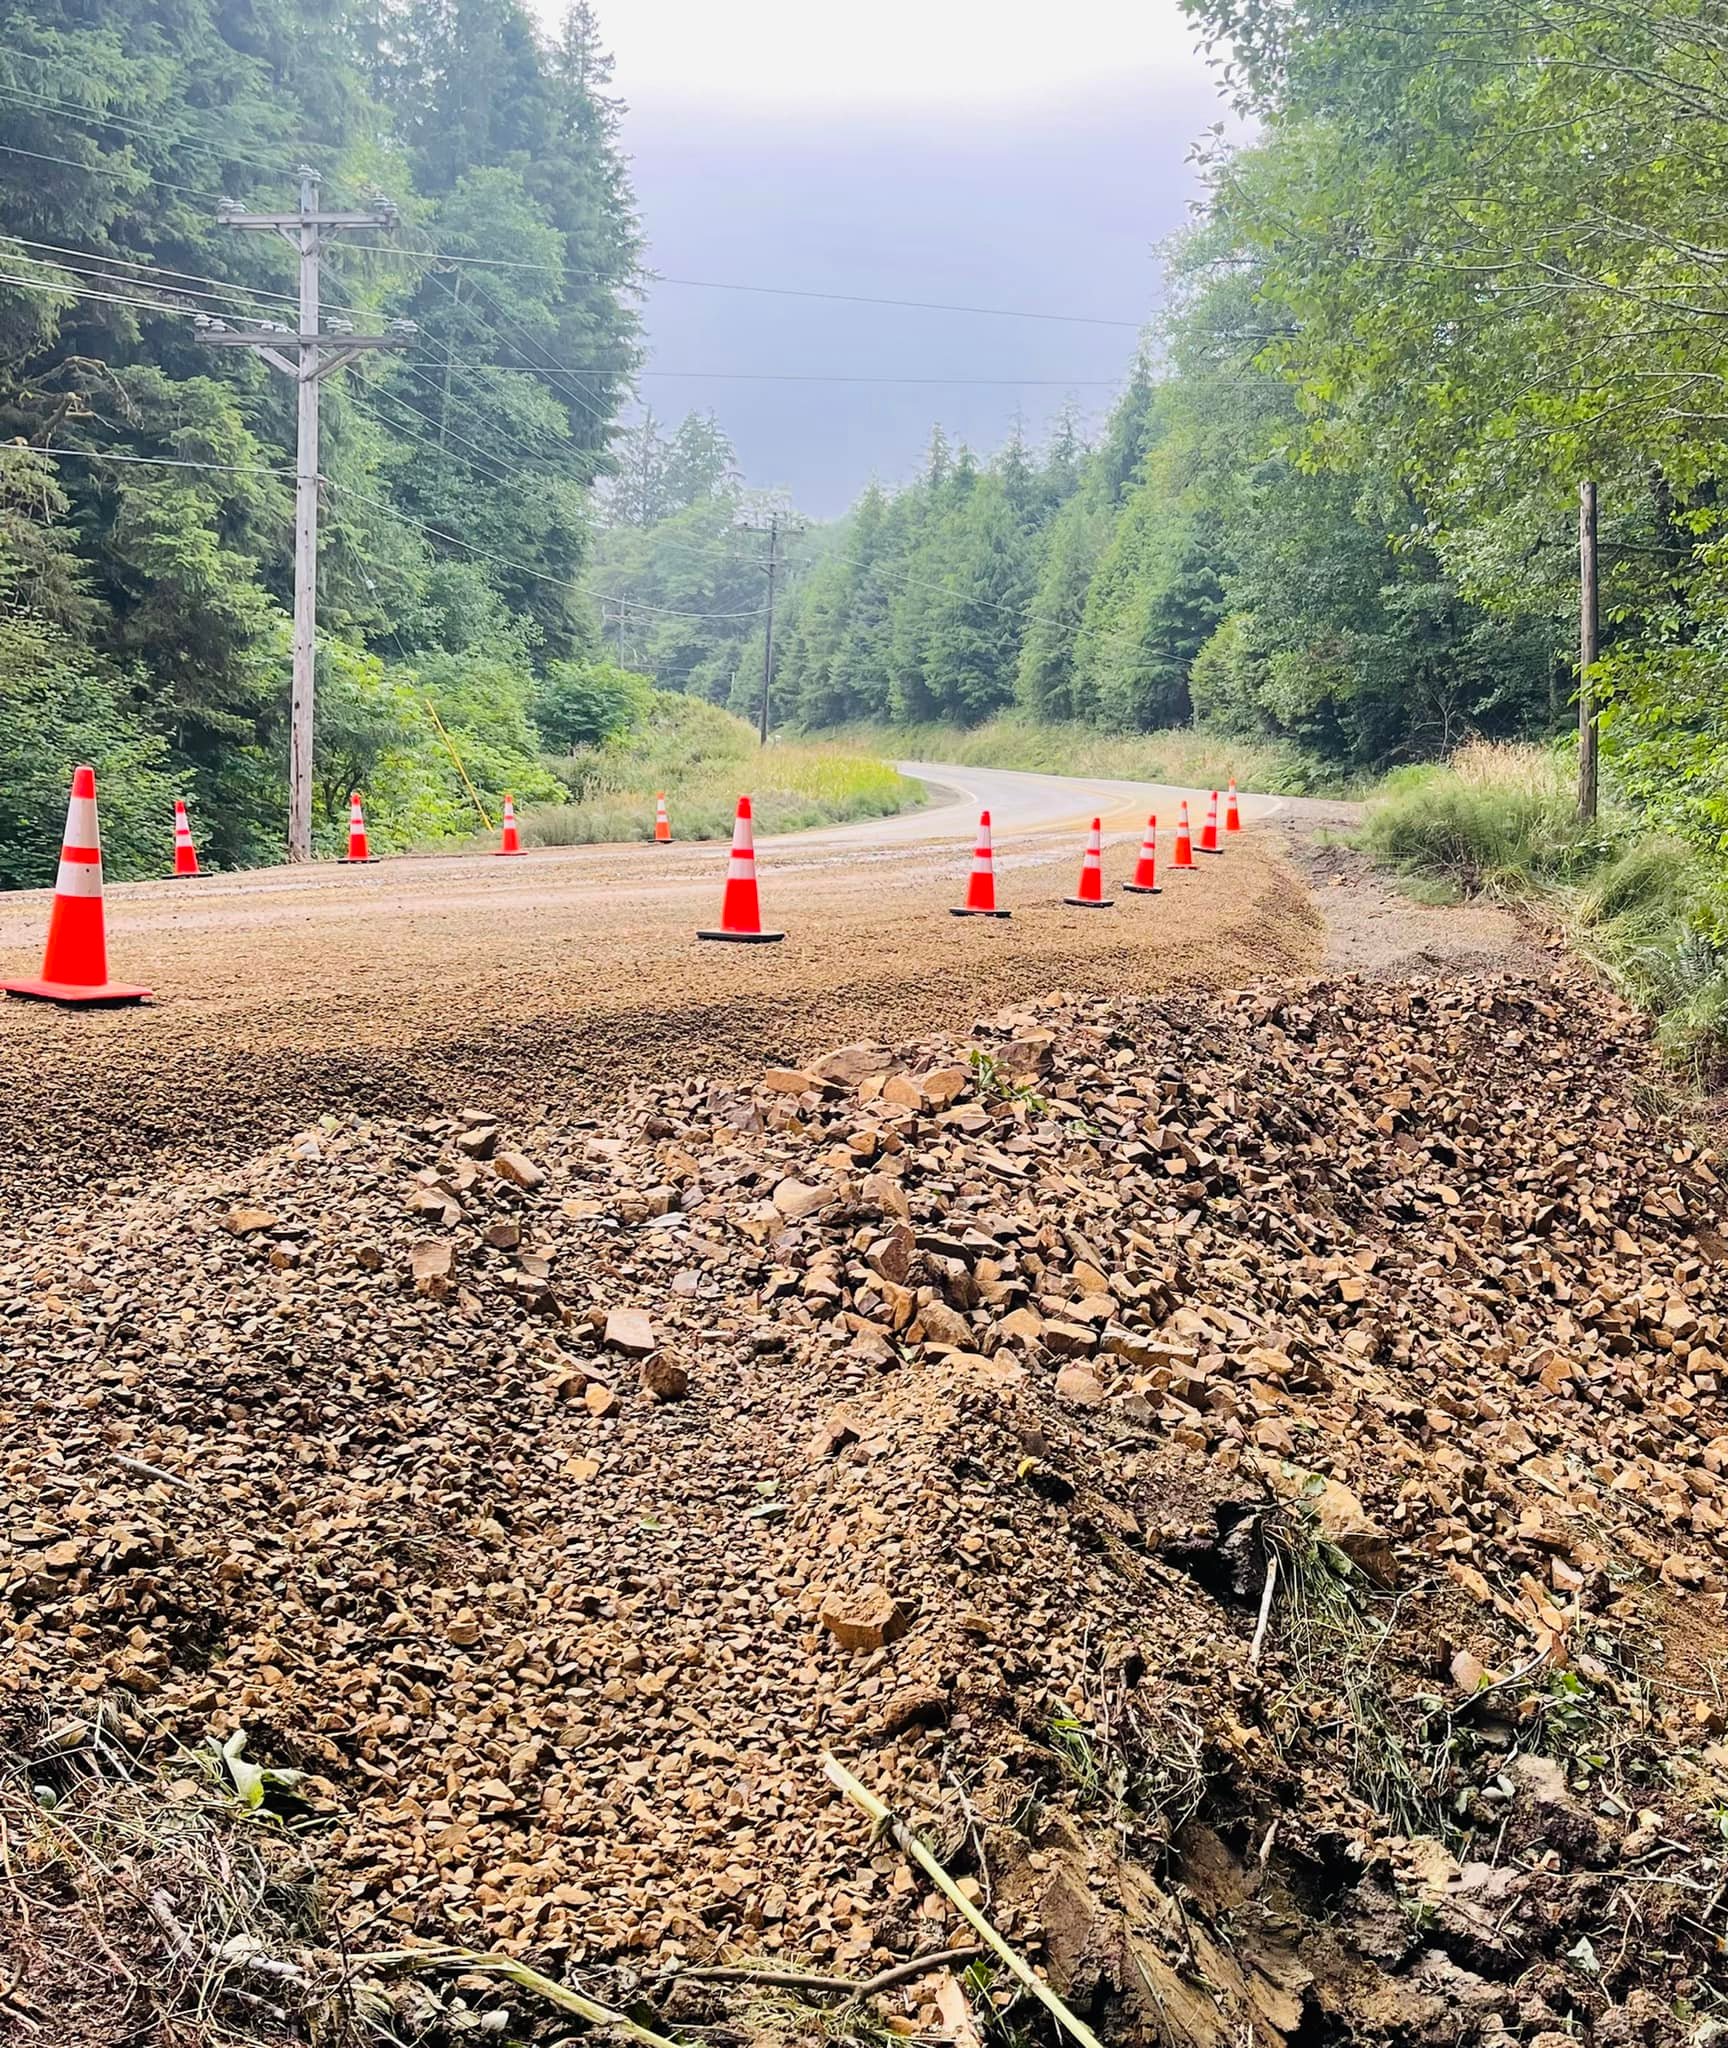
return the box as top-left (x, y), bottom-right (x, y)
top-left (921, 479), bottom-right (1034, 722)
top-left (1017, 495), bottom-right (1113, 721)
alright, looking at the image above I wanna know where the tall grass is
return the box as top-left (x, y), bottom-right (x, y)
top-left (826, 716), bottom-right (1361, 796)
top-left (518, 694), bottom-right (920, 846)
top-left (1363, 740), bottom-right (1728, 1079)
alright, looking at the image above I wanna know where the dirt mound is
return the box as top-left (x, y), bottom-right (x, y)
top-left (3, 966), bottom-right (1726, 2044)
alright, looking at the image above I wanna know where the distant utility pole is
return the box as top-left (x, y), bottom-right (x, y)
top-left (735, 491), bottom-right (806, 745)
top-left (1578, 478), bottom-right (1600, 822)
top-left (200, 169), bottom-right (413, 862)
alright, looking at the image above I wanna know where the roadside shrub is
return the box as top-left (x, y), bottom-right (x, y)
top-left (530, 660), bottom-right (655, 752)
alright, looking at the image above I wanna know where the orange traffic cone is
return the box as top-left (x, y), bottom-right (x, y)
top-left (1200, 790), bottom-right (1222, 855)
top-left (3, 766), bottom-right (152, 1006)
top-left (654, 793), bottom-right (672, 844)
top-left (1122, 814), bottom-right (1160, 895)
top-left (171, 798), bottom-right (202, 878)
top-left (1172, 801), bottom-right (1195, 869)
top-left (496, 793), bottom-right (524, 857)
top-left (951, 809), bottom-right (1010, 918)
top-left (697, 796), bottom-right (784, 944)
top-left (340, 792), bottom-right (378, 864)
top-left (1063, 817), bottom-right (1114, 909)
top-left (1226, 778), bottom-right (1241, 833)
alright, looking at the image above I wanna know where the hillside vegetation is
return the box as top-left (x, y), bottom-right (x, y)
top-left (834, 717), bottom-right (1357, 798)
top-left (523, 692), bottom-right (920, 845)
top-left (0, 0), bottom-right (639, 882)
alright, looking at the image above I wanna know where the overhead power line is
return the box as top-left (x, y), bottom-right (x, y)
top-left (0, 61), bottom-right (348, 191)
top-left (348, 241), bottom-right (1147, 330)
top-left (346, 387), bottom-right (520, 491)
top-left (0, 268), bottom-right (204, 317)
top-left (0, 235), bottom-right (302, 311)
top-left (326, 479), bottom-right (585, 593)
top-left (430, 266), bottom-right (616, 429)
top-left (438, 363), bottom-right (1122, 386)
top-left (0, 137), bottom-right (224, 203)
top-left (610, 590), bottom-right (769, 621)
top-left (398, 355), bottom-right (572, 470)
top-left (21, 445), bottom-right (294, 477)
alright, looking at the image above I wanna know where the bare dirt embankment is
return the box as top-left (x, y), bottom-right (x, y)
top-left (3, 811), bottom-right (1726, 2048)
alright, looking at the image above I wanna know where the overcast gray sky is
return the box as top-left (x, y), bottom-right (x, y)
top-left (550, 1), bottom-right (1229, 515)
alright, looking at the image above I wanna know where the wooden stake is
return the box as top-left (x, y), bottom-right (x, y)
top-left (1249, 1553), bottom-right (1278, 1668)
top-left (822, 1754), bottom-right (1106, 2048)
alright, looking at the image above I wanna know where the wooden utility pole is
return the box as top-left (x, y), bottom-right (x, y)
top-left (735, 492), bottom-right (806, 745)
top-left (437, 270), bottom-right (460, 450)
top-left (201, 171), bottom-right (411, 861)
top-left (1578, 478), bottom-right (1600, 821)
top-left (759, 513), bottom-right (780, 747)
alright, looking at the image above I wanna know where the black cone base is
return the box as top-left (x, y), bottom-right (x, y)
top-left (1063, 897), bottom-right (1115, 909)
top-left (1122, 883), bottom-right (1162, 895)
top-left (950, 906), bottom-right (1011, 919)
top-left (697, 928), bottom-right (786, 944)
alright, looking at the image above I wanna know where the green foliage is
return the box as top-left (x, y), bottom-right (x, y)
top-left (1016, 496), bottom-right (1113, 721)
top-left (311, 638), bottom-right (560, 852)
top-left (530, 659), bottom-right (654, 751)
top-left (710, 258), bottom-right (1555, 770)
top-left (0, 611), bottom-right (176, 889)
top-left (586, 488), bottom-right (767, 700)
top-left (0, 0), bottom-right (639, 867)
top-left (0, 451), bottom-right (176, 885)
top-left (1363, 765), bottom-right (1598, 895)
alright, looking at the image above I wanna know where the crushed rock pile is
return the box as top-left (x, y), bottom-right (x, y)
top-left (5, 966), bottom-right (1728, 2045)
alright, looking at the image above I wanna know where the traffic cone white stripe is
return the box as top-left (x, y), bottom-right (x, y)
top-left (65, 794), bottom-right (99, 850)
top-left (55, 853), bottom-right (103, 897)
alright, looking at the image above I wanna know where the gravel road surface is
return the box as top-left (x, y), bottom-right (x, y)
top-left (0, 763), bottom-right (1319, 1205)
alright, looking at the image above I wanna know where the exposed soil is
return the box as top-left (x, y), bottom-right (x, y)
top-left (1272, 807), bottom-right (1534, 977)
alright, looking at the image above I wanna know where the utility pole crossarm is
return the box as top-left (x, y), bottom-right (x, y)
top-left (201, 168), bottom-right (411, 864)
top-left (196, 324), bottom-right (412, 379)
top-left (214, 210), bottom-right (404, 232)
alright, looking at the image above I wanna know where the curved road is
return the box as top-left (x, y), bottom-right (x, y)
top-left (793, 759), bottom-right (1284, 849)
